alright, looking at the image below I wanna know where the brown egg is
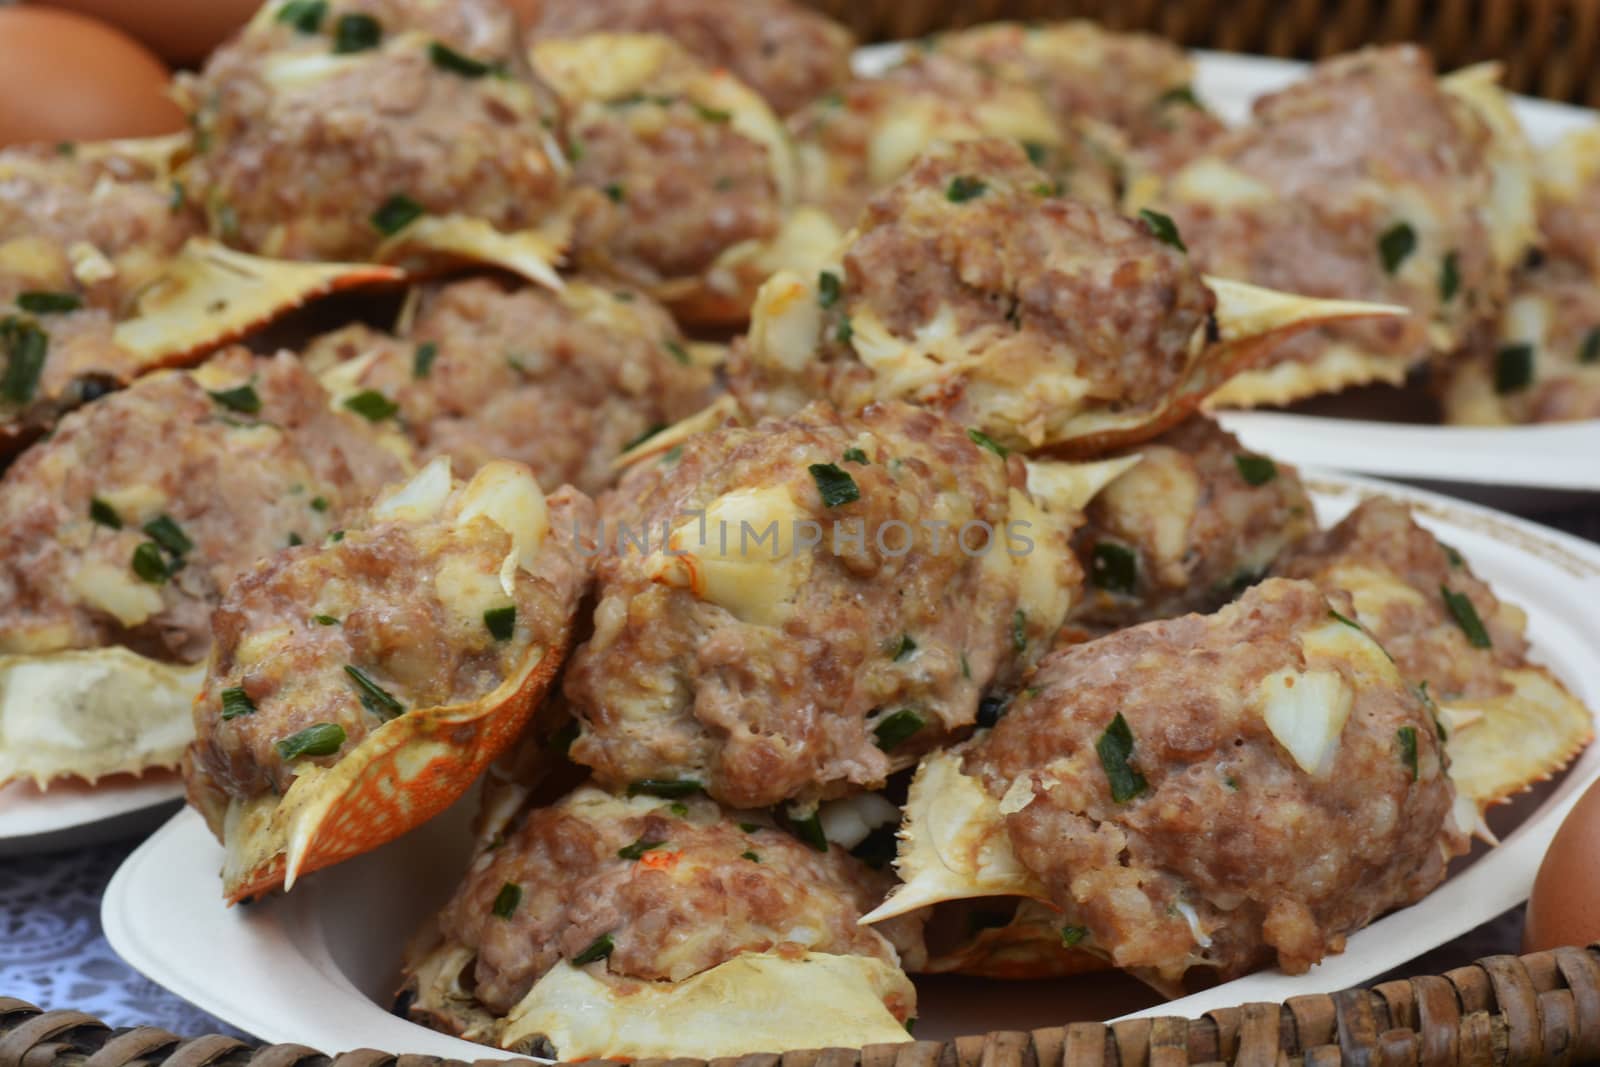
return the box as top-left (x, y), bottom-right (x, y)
top-left (1524, 776), bottom-right (1600, 952)
top-left (29, 0), bottom-right (264, 68)
top-left (0, 7), bottom-right (185, 148)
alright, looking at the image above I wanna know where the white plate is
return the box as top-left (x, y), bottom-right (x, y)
top-left (104, 472), bottom-right (1600, 1059)
top-left (0, 772), bottom-right (183, 857)
top-left (852, 44), bottom-right (1600, 497)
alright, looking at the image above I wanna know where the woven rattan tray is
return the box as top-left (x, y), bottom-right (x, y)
top-left (5, 946), bottom-right (1600, 1067)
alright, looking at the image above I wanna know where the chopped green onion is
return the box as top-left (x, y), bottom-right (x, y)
top-left (1378, 222), bottom-right (1416, 275)
top-left (491, 882), bottom-right (521, 918)
top-left (17, 291), bottom-right (81, 314)
top-left (1439, 251), bottom-right (1460, 302)
top-left (1010, 609), bottom-right (1027, 654)
top-left (370, 194), bottom-right (422, 236)
top-left (792, 810), bottom-right (828, 852)
top-left (623, 423), bottom-right (665, 452)
top-left (817, 270), bottom-right (842, 309)
top-left (287, 531), bottom-right (303, 546)
top-left (88, 497), bottom-right (122, 529)
top-left (572, 933), bottom-right (615, 965)
top-left (835, 315), bottom-right (854, 344)
top-left (1581, 327), bottom-right (1600, 365)
top-left (220, 687), bottom-right (257, 720)
top-left (1, 317), bottom-right (48, 405)
top-left (1022, 140), bottom-right (1049, 166)
top-left (967, 427), bottom-right (1009, 458)
top-left (1090, 541), bottom-right (1138, 595)
top-left (142, 515), bottom-right (193, 557)
top-left (275, 722), bottom-right (347, 760)
top-left (276, 0), bottom-right (325, 33)
top-left (313, 614), bottom-right (340, 626)
top-left (892, 634), bottom-right (917, 661)
top-left (618, 838), bottom-right (666, 861)
top-left (412, 342), bottom-right (437, 379)
top-left (207, 383), bottom-right (261, 414)
top-left (627, 778), bottom-right (701, 798)
top-left (842, 446), bottom-right (868, 465)
top-left (663, 339), bottom-right (690, 365)
top-left (484, 604), bottom-right (516, 641)
top-left (809, 463), bottom-right (859, 508)
top-left (169, 180), bottom-right (186, 211)
top-left (739, 822), bottom-right (762, 833)
top-left (345, 664), bottom-right (405, 719)
top-left (428, 41), bottom-right (492, 77)
top-left (603, 182), bottom-right (625, 203)
top-left (310, 496), bottom-right (329, 513)
top-left (946, 175), bottom-right (987, 202)
top-left (663, 445), bottom-right (683, 465)
top-left (130, 542), bottom-right (169, 583)
top-left (1138, 209), bottom-right (1186, 253)
top-left (1441, 586), bottom-right (1491, 648)
top-left (669, 802), bottom-right (689, 817)
top-left (1158, 85), bottom-right (1201, 109)
top-left (1397, 726), bottom-right (1419, 781)
top-left (1060, 924), bottom-right (1090, 947)
top-left (873, 709), bottom-right (926, 752)
top-left (1494, 343), bottom-right (1533, 394)
top-left (329, 530), bottom-right (345, 542)
top-left (692, 102), bottom-right (732, 123)
top-left (332, 12), bottom-right (382, 53)
top-left (1440, 542), bottom-right (1464, 568)
top-left (1328, 609), bottom-right (1361, 630)
top-left (1096, 712), bottom-right (1148, 804)
top-left (1233, 453), bottom-right (1277, 486)
top-left (742, 850), bottom-right (761, 862)
top-left (343, 389), bottom-right (398, 421)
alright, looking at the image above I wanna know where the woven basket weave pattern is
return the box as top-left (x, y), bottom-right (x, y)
top-left (4, 947), bottom-right (1600, 1067)
top-left (802, 0), bottom-right (1600, 106)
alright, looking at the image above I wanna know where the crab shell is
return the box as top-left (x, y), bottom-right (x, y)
top-left (530, 33), bottom-right (838, 327)
top-left (404, 936), bottom-right (915, 1060)
top-left (189, 625), bottom-right (569, 905)
top-left (0, 648), bottom-right (202, 789)
top-left (1190, 64), bottom-right (1536, 409)
top-left (374, 213), bottom-right (572, 293)
top-left (745, 265), bottom-right (1404, 456)
top-left (919, 899), bottom-right (1109, 979)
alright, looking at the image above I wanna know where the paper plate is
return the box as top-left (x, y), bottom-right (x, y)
top-left (102, 471), bottom-right (1600, 1058)
top-left (0, 773), bottom-right (183, 857)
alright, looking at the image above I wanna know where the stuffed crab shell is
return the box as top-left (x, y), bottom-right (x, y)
top-left (928, 21), bottom-right (1225, 173)
top-left (528, 0), bottom-right (855, 117)
top-left (865, 578), bottom-right (1468, 992)
top-left (179, 0), bottom-right (569, 283)
top-left (787, 51), bottom-right (1121, 232)
top-left (185, 458), bottom-right (594, 902)
top-left (732, 138), bottom-right (1401, 456)
top-left (562, 399), bottom-right (1091, 810)
top-left (304, 276), bottom-right (716, 495)
top-left (1073, 415), bottom-right (1316, 630)
top-left (529, 33), bottom-right (828, 326)
top-left (401, 786), bottom-right (919, 1060)
top-left (0, 348), bottom-right (407, 788)
top-left (1146, 46), bottom-right (1535, 407)
top-left (1273, 497), bottom-right (1594, 834)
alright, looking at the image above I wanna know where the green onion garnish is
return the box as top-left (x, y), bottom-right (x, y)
top-left (343, 389), bottom-right (398, 421)
top-left (1090, 541), bottom-right (1138, 595)
top-left (1494, 343), bottom-right (1533, 394)
top-left (1581, 327), bottom-right (1600, 365)
top-left (818, 270), bottom-right (843, 309)
top-left (892, 634), bottom-right (916, 661)
top-left (1397, 726), bottom-right (1419, 781)
top-left (1329, 609), bottom-right (1361, 630)
top-left (1378, 222), bottom-right (1416, 275)
top-left (207, 383), bottom-right (261, 414)
top-left (617, 838), bottom-right (666, 860)
top-left (967, 427), bottom-right (1009, 458)
top-left (1, 317), bottom-right (48, 405)
top-left (792, 810), bottom-right (828, 852)
top-left (1096, 712), bottom-right (1148, 804)
top-left (412, 342), bottom-right (437, 379)
top-left (623, 423), bottom-right (665, 452)
top-left (1060, 925), bottom-right (1090, 947)
top-left (276, 0), bottom-right (325, 33)
top-left (663, 339), bottom-right (690, 365)
top-left (313, 614), bottom-right (339, 626)
top-left (142, 515), bottom-right (193, 557)
top-left (1233, 453), bottom-right (1277, 486)
top-left (428, 41), bottom-right (491, 77)
top-left (1138, 209), bottom-right (1186, 253)
top-left (332, 12), bottom-right (382, 53)
top-left (275, 722), bottom-right (347, 760)
top-left (17, 291), bottom-right (81, 314)
top-left (491, 882), bottom-right (521, 918)
top-left (1158, 85), bottom-right (1201, 109)
top-left (344, 664), bottom-right (404, 719)
top-left (808, 463), bottom-right (859, 508)
top-left (220, 687), bottom-right (257, 720)
top-left (873, 709), bottom-right (926, 752)
top-left (1439, 251), bottom-right (1460, 302)
top-left (370, 194), bottom-right (422, 236)
top-left (572, 933), bottom-right (615, 965)
top-left (1441, 586), bottom-right (1491, 648)
top-left (130, 542), bottom-right (169, 583)
top-left (742, 851), bottom-right (761, 862)
top-left (946, 175), bottom-right (987, 203)
top-left (1010, 609), bottom-right (1027, 654)
top-left (627, 779), bottom-right (701, 798)
top-left (89, 497), bottom-right (122, 529)
top-left (842, 446), bottom-right (868, 465)
top-left (484, 604), bottom-right (516, 641)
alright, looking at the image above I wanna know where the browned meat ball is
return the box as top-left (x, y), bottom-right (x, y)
top-left (1440, 258), bottom-right (1600, 425)
top-left (0, 348), bottom-right (408, 663)
top-left (179, 0), bottom-right (566, 262)
top-left (411, 786), bottom-right (915, 1021)
top-left (1272, 496), bottom-right (1530, 704)
top-left (0, 146), bottom-right (199, 435)
top-left (529, 0), bottom-right (855, 116)
top-left (787, 53), bottom-right (1120, 230)
top-left (1073, 416), bottom-right (1316, 629)
top-left (1155, 46), bottom-right (1523, 403)
top-left (964, 578), bottom-right (1466, 987)
top-left (190, 460), bottom-right (594, 800)
top-left (303, 277), bottom-right (715, 494)
top-left (929, 21), bottom-right (1224, 173)
top-left (562, 399), bottom-right (1082, 809)
top-left (732, 137), bottom-right (1215, 453)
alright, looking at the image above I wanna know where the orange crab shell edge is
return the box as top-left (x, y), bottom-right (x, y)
top-left (218, 633), bottom-right (570, 905)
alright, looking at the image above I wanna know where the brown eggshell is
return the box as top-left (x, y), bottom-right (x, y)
top-left (29, 0), bottom-right (263, 67)
top-left (1524, 776), bottom-right (1600, 952)
top-left (0, 7), bottom-right (185, 147)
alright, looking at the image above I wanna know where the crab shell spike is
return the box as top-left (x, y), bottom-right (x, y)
top-left (921, 899), bottom-right (1109, 979)
top-left (375, 214), bottom-right (571, 292)
top-left (1204, 277), bottom-right (1408, 347)
top-left (1202, 340), bottom-right (1413, 411)
top-left (112, 238), bottom-right (402, 367)
top-left (1442, 666), bottom-right (1594, 842)
top-left (612, 393), bottom-right (746, 471)
top-left (75, 131), bottom-right (192, 174)
top-left (216, 631), bottom-right (566, 903)
top-left (859, 749), bottom-right (1049, 926)
top-left (0, 649), bottom-right (202, 788)
top-left (1023, 454), bottom-right (1143, 514)
top-left (495, 952), bottom-right (916, 1060)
